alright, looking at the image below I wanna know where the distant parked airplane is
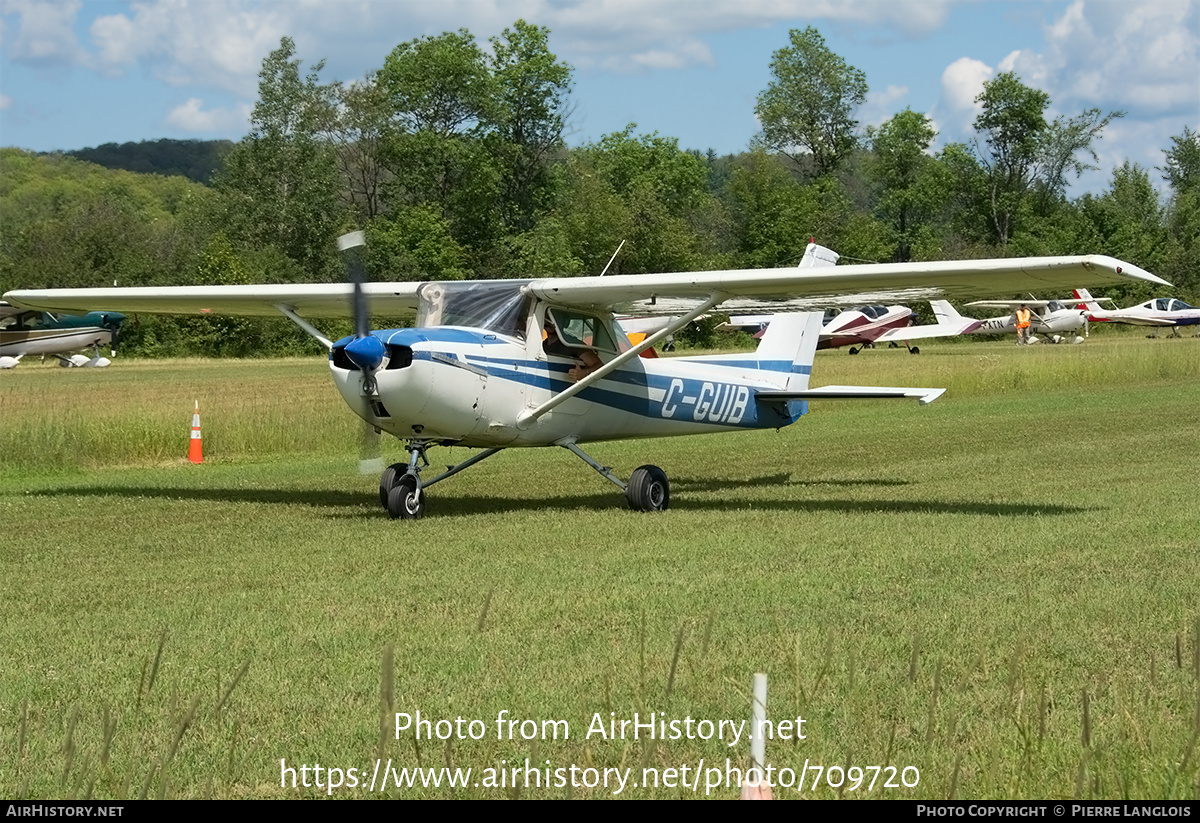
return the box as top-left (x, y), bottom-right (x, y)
top-left (1072, 289), bottom-right (1200, 336)
top-left (931, 298), bottom-right (1089, 344)
top-left (0, 302), bottom-right (126, 369)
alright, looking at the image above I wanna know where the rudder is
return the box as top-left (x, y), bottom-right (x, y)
top-left (755, 311), bottom-right (823, 391)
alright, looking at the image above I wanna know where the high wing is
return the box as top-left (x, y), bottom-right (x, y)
top-left (1, 283), bottom-right (422, 318)
top-left (522, 255), bottom-right (1165, 312)
top-left (3, 254), bottom-right (1167, 318)
top-left (966, 299), bottom-right (1076, 309)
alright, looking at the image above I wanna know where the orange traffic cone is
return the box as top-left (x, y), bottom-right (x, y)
top-left (188, 400), bottom-right (203, 464)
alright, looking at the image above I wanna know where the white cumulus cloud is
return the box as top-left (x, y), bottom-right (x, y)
top-left (164, 98), bottom-right (251, 133)
top-left (89, 0), bottom-right (286, 94)
top-left (939, 56), bottom-right (993, 113)
top-left (1015, 0), bottom-right (1199, 117)
top-left (2, 0), bottom-right (85, 67)
top-left (63, 0), bottom-right (972, 94)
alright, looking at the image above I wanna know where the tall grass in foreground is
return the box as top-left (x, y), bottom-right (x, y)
top-left (3, 626), bottom-right (1198, 798)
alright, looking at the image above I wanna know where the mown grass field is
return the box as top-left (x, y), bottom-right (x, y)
top-left (1, 332), bottom-right (1198, 799)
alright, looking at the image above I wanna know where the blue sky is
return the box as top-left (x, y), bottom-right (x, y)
top-left (2, 0), bottom-right (1197, 195)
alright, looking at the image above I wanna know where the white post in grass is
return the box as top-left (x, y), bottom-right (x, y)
top-left (751, 672), bottom-right (767, 772)
top-left (741, 672), bottom-right (773, 799)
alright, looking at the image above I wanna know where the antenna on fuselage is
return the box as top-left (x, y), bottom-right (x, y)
top-left (600, 240), bottom-right (626, 276)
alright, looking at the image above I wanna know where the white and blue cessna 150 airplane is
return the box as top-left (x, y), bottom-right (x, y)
top-left (2, 235), bottom-right (1166, 518)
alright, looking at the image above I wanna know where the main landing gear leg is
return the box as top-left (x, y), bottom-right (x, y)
top-left (559, 441), bottom-right (670, 512)
top-left (378, 442), bottom-right (506, 520)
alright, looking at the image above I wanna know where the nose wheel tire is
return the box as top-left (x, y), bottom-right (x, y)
top-left (378, 462), bottom-right (407, 508)
top-left (387, 474), bottom-right (425, 519)
top-left (626, 465), bottom-right (669, 512)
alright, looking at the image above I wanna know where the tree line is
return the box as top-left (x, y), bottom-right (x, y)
top-left (1, 21), bottom-right (1196, 357)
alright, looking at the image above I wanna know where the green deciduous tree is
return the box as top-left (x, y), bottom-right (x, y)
top-left (1035, 108), bottom-right (1123, 207)
top-left (488, 20), bottom-right (573, 233)
top-left (376, 30), bottom-right (506, 275)
top-left (972, 72), bottom-right (1050, 247)
top-left (218, 37), bottom-right (345, 281)
top-left (1080, 162), bottom-right (1165, 266)
top-left (1159, 128), bottom-right (1200, 296)
top-left (755, 27), bottom-right (868, 179)
top-left (379, 29), bottom-right (497, 138)
top-left (323, 76), bottom-right (394, 222)
top-left (1160, 126), bottom-right (1200, 195)
top-left (868, 109), bottom-right (952, 261)
top-left (576, 126), bottom-right (717, 274)
top-left (972, 72), bottom-right (1121, 249)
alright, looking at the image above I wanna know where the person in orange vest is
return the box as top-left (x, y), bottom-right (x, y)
top-left (1015, 304), bottom-right (1033, 345)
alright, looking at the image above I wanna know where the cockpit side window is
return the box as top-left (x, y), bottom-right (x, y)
top-left (545, 308), bottom-right (618, 353)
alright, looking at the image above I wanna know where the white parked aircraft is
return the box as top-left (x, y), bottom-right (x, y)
top-left (3, 239), bottom-right (1166, 517)
top-left (1072, 288), bottom-right (1200, 336)
top-left (0, 302), bottom-right (126, 369)
top-left (932, 298), bottom-right (1091, 344)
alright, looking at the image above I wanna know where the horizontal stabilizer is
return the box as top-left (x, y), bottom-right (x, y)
top-left (756, 385), bottom-right (946, 406)
top-left (876, 318), bottom-right (982, 341)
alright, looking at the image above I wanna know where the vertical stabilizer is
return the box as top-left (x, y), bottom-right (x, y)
top-left (931, 300), bottom-right (969, 324)
top-left (798, 242), bottom-right (840, 269)
top-left (1073, 288), bottom-right (1102, 313)
top-left (755, 311), bottom-right (823, 391)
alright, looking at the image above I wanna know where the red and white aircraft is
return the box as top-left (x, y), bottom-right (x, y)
top-left (724, 304), bottom-right (920, 354)
top-left (1073, 288), bottom-right (1200, 336)
top-left (723, 244), bottom-right (982, 354)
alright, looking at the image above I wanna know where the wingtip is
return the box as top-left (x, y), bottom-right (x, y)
top-left (1096, 255), bottom-right (1171, 288)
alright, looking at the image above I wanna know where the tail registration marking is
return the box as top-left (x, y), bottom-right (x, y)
top-left (661, 378), bottom-right (750, 425)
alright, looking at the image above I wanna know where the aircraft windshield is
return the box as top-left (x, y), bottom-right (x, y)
top-left (416, 282), bottom-right (530, 338)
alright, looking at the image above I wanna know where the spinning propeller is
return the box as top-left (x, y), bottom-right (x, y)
top-left (337, 231), bottom-right (385, 474)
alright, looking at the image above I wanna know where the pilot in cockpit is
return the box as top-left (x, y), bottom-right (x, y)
top-left (543, 316), bottom-right (601, 382)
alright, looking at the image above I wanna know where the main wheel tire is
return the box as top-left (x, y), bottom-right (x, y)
top-left (909, 346), bottom-right (920, 355)
top-left (378, 462), bottom-right (407, 508)
top-left (626, 465), bottom-right (669, 512)
top-left (386, 474), bottom-right (425, 520)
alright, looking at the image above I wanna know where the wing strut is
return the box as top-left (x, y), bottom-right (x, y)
top-left (275, 304), bottom-right (333, 350)
top-left (515, 292), bottom-right (725, 429)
